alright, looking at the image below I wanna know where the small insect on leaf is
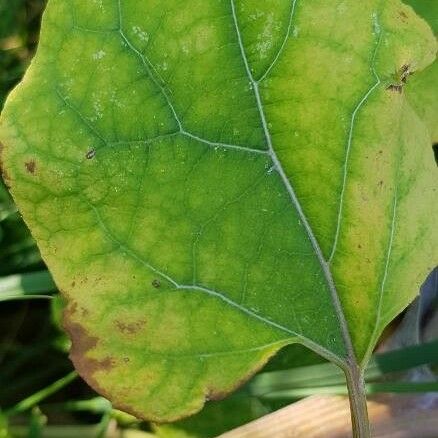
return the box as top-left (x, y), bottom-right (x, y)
top-left (151, 279), bottom-right (161, 289)
top-left (86, 149), bottom-right (96, 160)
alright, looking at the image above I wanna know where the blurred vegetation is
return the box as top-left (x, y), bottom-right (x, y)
top-left (0, 0), bottom-right (45, 110)
top-left (0, 1), bottom-right (437, 437)
top-left (0, 1), bottom-right (121, 436)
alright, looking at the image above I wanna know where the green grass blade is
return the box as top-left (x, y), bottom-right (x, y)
top-left (250, 340), bottom-right (438, 396)
top-left (5, 371), bottom-right (77, 416)
top-left (0, 271), bottom-right (56, 302)
top-left (258, 381), bottom-right (438, 399)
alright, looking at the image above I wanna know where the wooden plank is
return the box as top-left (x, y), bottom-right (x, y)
top-left (219, 395), bottom-right (438, 438)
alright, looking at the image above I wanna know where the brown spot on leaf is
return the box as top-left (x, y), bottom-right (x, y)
top-left (1, 169), bottom-right (11, 188)
top-left (399, 10), bottom-right (408, 22)
top-left (63, 308), bottom-right (115, 389)
top-left (69, 301), bottom-right (78, 315)
top-left (115, 319), bottom-right (146, 335)
top-left (386, 84), bottom-right (403, 94)
top-left (25, 160), bottom-right (36, 174)
top-left (0, 142), bottom-right (12, 188)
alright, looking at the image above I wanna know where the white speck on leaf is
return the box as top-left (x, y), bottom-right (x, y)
top-left (372, 12), bottom-right (381, 35)
top-left (255, 13), bottom-right (277, 60)
top-left (132, 26), bottom-right (149, 43)
top-left (92, 50), bottom-right (106, 60)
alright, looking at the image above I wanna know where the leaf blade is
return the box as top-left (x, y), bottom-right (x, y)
top-left (0, 0), bottom-right (436, 421)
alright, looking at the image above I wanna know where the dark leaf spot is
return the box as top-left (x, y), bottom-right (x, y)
top-left (25, 160), bottom-right (36, 174)
top-left (386, 84), bottom-right (403, 93)
top-left (399, 10), bottom-right (408, 21)
top-left (115, 319), bottom-right (146, 334)
top-left (0, 142), bottom-right (11, 187)
top-left (63, 308), bottom-right (116, 406)
top-left (152, 279), bottom-right (161, 288)
top-left (433, 144), bottom-right (438, 166)
top-left (69, 302), bottom-right (78, 315)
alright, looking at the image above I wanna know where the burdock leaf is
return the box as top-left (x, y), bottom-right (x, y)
top-left (0, 0), bottom-right (436, 421)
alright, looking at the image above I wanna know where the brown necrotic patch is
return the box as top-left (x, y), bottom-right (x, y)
top-left (115, 319), bottom-right (146, 334)
top-left (0, 142), bottom-right (11, 187)
top-left (399, 10), bottom-right (408, 22)
top-left (62, 305), bottom-right (149, 420)
top-left (25, 159), bottom-right (36, 174)
top-left (386, 84), bottom-right (403, 93)
top-left (63, 306), bottom-right (115, 392)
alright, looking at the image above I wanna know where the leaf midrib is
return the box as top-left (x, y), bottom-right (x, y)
top-left (229, 0), bottom-right (355, 364)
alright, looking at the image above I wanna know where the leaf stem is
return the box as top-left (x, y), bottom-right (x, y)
top-left (344, 364), bottom-right (370, 438)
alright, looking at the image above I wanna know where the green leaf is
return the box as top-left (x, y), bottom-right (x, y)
top-left (0, 0), bottom-right (436, 423)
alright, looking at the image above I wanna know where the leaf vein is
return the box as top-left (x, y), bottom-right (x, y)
top-left (258, 0), bottom-right (299, 83)
top-left (83, 196), bottom-right (341, 364)
top-left (329, 27), bottom-right (383, 263)
top-left (117, 0), bottom-right (268, 155)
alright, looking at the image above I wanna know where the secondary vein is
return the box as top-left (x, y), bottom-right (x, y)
top-left (83, 196), bottom-right (342, 365)
top-left (258, 0), bottom-right (299, 83)
top-left (329, 27), bottom-right (383, 263)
